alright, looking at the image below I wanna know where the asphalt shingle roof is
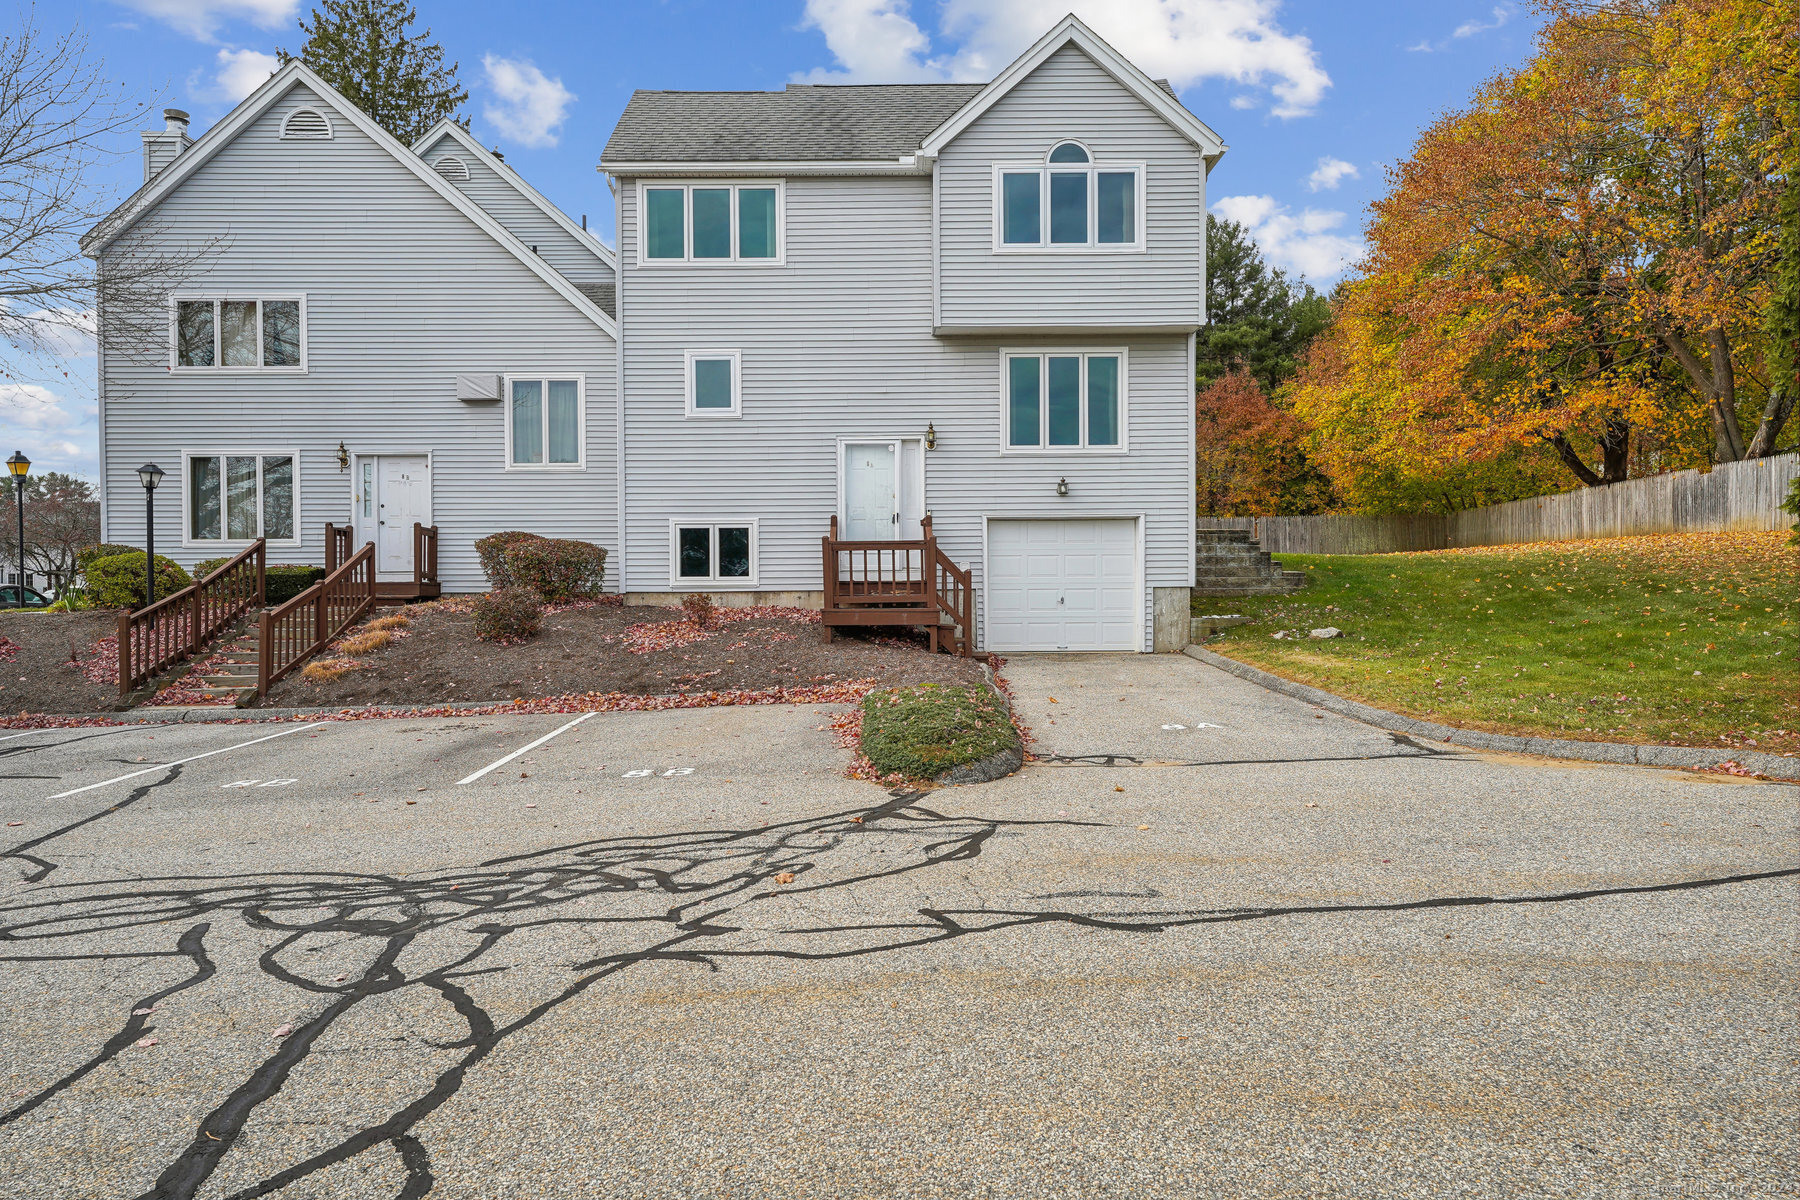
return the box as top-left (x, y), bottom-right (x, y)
top-left (602, 83), bottom-right (987, 164)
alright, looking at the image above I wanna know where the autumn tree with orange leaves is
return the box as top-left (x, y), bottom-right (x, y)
top-left (1292, 0), bottom-right (1797, 500)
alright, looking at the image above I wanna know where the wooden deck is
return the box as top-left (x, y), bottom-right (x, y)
top-left (327, 522), bottom-right (440, 604)
top-left (821, 515), bottom-right (974, 655)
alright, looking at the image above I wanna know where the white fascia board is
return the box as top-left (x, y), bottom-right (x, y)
top-left (918, 14), bottom-right (1227, 161)
top-left (413, 119), bottom-right (616, 267)
top-left (83, 64), bottom-right (617, 339)
top-left (598, 158), bottom-right (932, 177)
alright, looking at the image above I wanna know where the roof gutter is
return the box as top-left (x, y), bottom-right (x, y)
top-left (598, 157), bottom-right (933, 177)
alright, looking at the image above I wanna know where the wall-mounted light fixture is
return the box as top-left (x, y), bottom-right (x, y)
top-left (1056, 477), bottom-right (1069, 496)
top-left (336, 441), bottom-right (350, 471)
top-left (925, 422), bottom-right (937, 451)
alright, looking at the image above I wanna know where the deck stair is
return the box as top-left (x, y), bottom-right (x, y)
top-left (821, 515), bottom-right (974, 656)
top-left (190, 623), bottom-right (264, 706)
top-left (1192, 529), bottom-right (1308, 597)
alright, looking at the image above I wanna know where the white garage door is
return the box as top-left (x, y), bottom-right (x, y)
top-left (986, 519), bottom-right (1139, 651)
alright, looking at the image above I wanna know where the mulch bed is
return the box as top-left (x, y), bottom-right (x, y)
top-left (0, 611), bottom-right (128, 715)
top-left (263, 599), bottom-right (986, 708)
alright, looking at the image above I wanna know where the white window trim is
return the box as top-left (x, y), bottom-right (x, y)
top-left (502, 373), bottom-right (588, 471)
top-left (989, 160), bottom-right (1148, 254)
top-left (997, 347), bottom-right (1130, 455)
top-left (179, 450), bottom-right (303, 549)
top-left (169, 295), bottom-right (309, 374)
top-left (667, 519), bottom-right (760, 588)
top-left (635, 181), bottom-right (787, 266)
top-left (280, 106), bottom-right (334, 140)
top-left (683, 350), bottom-right (743, 418)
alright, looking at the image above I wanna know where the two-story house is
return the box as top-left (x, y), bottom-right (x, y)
top-left (86, 15), bottom-right (1223, 653)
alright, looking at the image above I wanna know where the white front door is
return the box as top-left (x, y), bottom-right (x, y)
top-left (986, 519), bottom-right (1139, 651)
top-left (355, 455), bottom-right (431, 579)
top-left (842, 442), bottom-right (898, 540)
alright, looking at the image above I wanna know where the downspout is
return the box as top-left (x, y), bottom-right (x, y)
top-left (607, 170), bottom-right (626, 596)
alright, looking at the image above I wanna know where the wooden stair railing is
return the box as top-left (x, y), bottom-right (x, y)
top-left (324, 522), bottom-right (353, 574)
top-left (119, 539), bottom-right (266, 698)
top-left (924, 515), bottom-right (974, 657)
top-left (820, 515), bottom-right (973, 656)
top-left (414, 523), bottom-right (439, 591)
top-left (257, 541), bottom-right (376, 695)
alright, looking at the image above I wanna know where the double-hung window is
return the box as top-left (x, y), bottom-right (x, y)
top-left (173, 297), bottom-right (306, 369)
top-left (995, 142), bottom-right (1144, 252)
top-left (507, 376), bottom-right (584, 467)
top-left (1003, 351), bottom-right (1126, 451)
top-left (641, 183), bottom-right (782, 263)
top-left (670, 521), bottom-right (757, 586)
top-left (185, 452), bottom-right (298, 544)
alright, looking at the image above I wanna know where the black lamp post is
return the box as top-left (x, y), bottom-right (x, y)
top-left (5, 452), bottom-right (27, 610)
top-left (137, 463), bottom-right (165, 609)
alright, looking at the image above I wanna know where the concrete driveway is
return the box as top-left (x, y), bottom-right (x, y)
top-left (0, 653), bottom-right (1793, 1199)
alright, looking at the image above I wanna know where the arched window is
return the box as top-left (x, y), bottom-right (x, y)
top-left (432, 155), bottom-right (471, 183)
top-left (996, 142), bottom-right (1143, 251)
top-left (280, 107), bottom-right (333, 140)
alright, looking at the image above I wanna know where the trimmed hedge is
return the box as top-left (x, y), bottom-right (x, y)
top-left (475, 531), bottom-right (546, 588)
top-left (472, 586), bottom-right (544, 642)
top-left (85, 553), bottom-right (193, 611)
top-left (76, 543), bottom-right (140, 576)
top-left (501, 538), bottom-right (606, 603)
top-left (194, 559), bottom-right (325, 603)
top-left (858, 684), bottom-right (1020, 780)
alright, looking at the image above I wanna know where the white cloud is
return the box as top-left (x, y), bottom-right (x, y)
top-left (0, 383), bottom-right (98, 478)
top-left (10, 309), bottom-right (96, 360)
top-left (1306, 156), bottom-right (1359, 192)
top-left (1211, 194), bottom-right (1363, 281)
top-left (798, 0), bottom-right (1332, 118)
top-left (481, 55), bottom-right (576, 149)
top-left (1410, 6), bottom-right (1511, 52)
top-left (110, 0), bottom-right (299, 44)
top-left (210, 47), bottom-right (280, 102)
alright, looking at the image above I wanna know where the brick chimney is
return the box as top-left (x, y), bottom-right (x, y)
top-left (141, 109), bottom-right (193, 181)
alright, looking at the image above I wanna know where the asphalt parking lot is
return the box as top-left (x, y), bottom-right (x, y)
top-left (1, 653), bottom-right (1794, 1199)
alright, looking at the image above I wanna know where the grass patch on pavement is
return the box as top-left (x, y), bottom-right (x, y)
top-left (1200, 531), bottom-right (1798, 756)
top-left (859, 683), bottom-right (1019, 780)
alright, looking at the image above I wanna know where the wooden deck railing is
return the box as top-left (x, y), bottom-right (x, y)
top-left (820, 515), bottom-right (973, 655)
top-left (324, 522), bottom-right (353, 574)
top-left (257, 541), bottom-right (376, 694)
top-left (118, 540), bottom-right (265, 697)
top-left (414, 523), bottom-right (439, 591)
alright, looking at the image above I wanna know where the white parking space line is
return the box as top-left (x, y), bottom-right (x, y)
top-left (0, 726), bottom-right (139, 746)
top-left (46, 723), bottom-right (327, 799)
top-left (456, 713), bottom-right (596, 786)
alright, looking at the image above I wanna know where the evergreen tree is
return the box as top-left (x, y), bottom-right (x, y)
top-left (278, 0), bottom-right (466, 145)
top-left (1197, 214), bottom-right (1331, 393)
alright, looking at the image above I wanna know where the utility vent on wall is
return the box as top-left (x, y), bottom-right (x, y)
top-left (433, 155), bottom-right (470, 182)
top-left (281, 107), bottom-right (332, 140)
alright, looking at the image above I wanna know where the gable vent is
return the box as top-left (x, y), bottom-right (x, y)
top-left (281, 107), bottom-right (332, 140)
top-left (432, 155), bottom-right (471, 183)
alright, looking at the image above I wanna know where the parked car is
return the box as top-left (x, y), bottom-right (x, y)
top-left (0, 585), bottom-right (51, 608)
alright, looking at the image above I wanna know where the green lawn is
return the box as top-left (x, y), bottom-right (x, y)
top-left (1201, 531), bottom-right (1798, 757)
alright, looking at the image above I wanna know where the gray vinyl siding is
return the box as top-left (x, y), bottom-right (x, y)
top-left (98, 84), bottom-right (617, 593)
top-left (618, 172), bottom-right (1192, 649)
top-left (936, 44), bottom-right (1204, 331)
top-left (418, 132), bottom-right (613, 287)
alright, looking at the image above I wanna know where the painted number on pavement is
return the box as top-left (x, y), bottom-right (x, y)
top-left (221, 779), bottom-right (298, 788)
top-left (1160, 723), bottom-right (1225, 731)
top-left (621, 768), bottom-right (696, 778)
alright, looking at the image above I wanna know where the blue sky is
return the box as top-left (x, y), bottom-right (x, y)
top-left (12, 0), bottom-right (1540, 480)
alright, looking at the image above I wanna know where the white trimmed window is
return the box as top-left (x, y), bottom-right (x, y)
top-left (993, 142), bottom-right (1146, 252)
top-left (173, 297), bottom-right (306, 370)
top-left (640, 183), bottom-right (783, 263)
top-left (684, 351), bottom-right (741, 417)
top-left (184, 452), bottom-right (299, 545)
top-left (506, 375), bottom-right (585, 468)
top-left (1002, 350), bottom-right (1127, 451)
top-left (670, 521), bottom-right (757, 586)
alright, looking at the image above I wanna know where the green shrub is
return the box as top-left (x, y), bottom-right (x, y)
top-left (266, 564), bottom-right (326, 603)
top-left (76, 543), bottom-right (140, 577)
top-left (858, 684), bottom-right (1019, 780)
top-left (475, 531), bottom-right (547, 588)
top-left (472, 586), bottom-right (544, 642)
top-left (47, 591), bottom-right (92, 612)
top-left (1784, 476), bottom-right (1799, 545)
top-left (192, 557), bottom-right (229, 580)
top-left (84, 553), bottom-right (193, 610)
top-left (502, 538), bottom-right (606, 603)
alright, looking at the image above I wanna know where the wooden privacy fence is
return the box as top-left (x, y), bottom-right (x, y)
top-left (1201, 451), bottom-right (1800, 555)
top-left (258, 541), bottom-right (375, 693)
top-left (118, 540), bottom-right (265, 697)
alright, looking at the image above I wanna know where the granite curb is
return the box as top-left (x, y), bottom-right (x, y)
top-left (1182, 645), bottom-right (1800, 782)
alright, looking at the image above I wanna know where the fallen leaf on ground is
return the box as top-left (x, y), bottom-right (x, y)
top-left (773, 872), bottom-right (795, 884)
top-left (132, 1007), bottom-right (155, 1016)
top-left (1137, 824), bottom-right (1150, 830)
top-left (271, 1024), bottom-right (293, 1038)
top-left (134, 1038), bottom-right (157, 1049)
